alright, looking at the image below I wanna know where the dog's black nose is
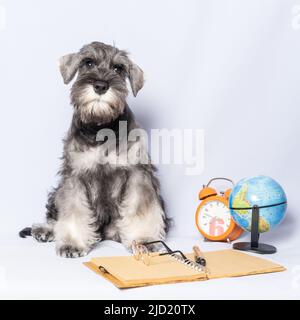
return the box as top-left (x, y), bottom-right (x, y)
top-left (93, 80), bottom-right (109, 95)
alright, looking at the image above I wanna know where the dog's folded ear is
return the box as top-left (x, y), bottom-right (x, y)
top-left (128, 63), bottom-right (144, 97)
top-left (59, 53), bottom-right (81, 85)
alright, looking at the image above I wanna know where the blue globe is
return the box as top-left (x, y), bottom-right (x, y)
top-left (229, 176), bottom-right (287, 233)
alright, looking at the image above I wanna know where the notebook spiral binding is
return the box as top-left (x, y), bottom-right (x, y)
top-left (170, 253), bottom-right (204, 272)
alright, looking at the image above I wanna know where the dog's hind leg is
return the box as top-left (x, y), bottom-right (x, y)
top-left (31, 188), bottom-right (59, 242)
top-left (19, 188), bottom-right (58, 241)
top-left (31, 223), bottom-right (55, 243)
top-left (31, 189), bottom-right (58, 242)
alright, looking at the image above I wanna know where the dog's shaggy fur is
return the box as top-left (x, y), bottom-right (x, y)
top-left (20, 42), bottom-right (169, 258)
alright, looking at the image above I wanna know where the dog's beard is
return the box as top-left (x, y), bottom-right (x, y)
top-left (74, 85), bottom-right (126, 124)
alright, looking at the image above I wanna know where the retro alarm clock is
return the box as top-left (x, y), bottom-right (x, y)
top-left (195, 178), bottom-right (243, 242)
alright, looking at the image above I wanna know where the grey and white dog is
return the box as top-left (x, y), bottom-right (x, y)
top-left (20, 42), bottom-right (169, 258)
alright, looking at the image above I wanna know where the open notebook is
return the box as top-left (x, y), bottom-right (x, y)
top-left (84, 249), bottom-right (285, 289)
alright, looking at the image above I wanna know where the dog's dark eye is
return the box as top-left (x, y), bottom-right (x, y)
top-left (113, 64), bottom-right (125, 74)
top-left (83, 59), bottom-right (95, 68)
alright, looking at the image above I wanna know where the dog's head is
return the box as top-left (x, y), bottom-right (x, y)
top-left (59, 42), bottom-right (144, 124)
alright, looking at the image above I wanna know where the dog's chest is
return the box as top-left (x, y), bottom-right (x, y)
top-left (68, 143), bottom-right (128, 173)
top-left (68, 135), bottom-right (148, 173)
top-left (70, 147), bottom-right (100, 172)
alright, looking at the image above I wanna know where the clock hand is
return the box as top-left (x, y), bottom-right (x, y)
top-left (204, 213), bottom-right (216, 219)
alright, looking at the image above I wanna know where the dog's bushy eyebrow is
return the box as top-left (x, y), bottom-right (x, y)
top-left (79, 44), bottom-right (129, 67)
top-left (79, 49), bottom-right (100, 61)
top-left (112, 51), bottom-right (130, 67)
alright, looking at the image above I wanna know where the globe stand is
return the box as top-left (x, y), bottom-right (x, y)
top-left (233, 205), bottom-right (277, 254)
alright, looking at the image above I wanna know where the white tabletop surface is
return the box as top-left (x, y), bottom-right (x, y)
top-left (1, 231), bottom-right (299, 300)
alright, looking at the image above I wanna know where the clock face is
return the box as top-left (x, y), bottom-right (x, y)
top-left (197, 200), bottom-right (232, 238)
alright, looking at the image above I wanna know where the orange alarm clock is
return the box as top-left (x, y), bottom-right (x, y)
top-left (195, 178), bottom-right (243, 242)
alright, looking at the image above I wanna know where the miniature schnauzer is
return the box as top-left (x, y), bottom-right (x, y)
top-left (20, 42), bottom-right (169, 258)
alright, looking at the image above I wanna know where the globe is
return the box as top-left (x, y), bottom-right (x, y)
top-left (229, 176), bottom-right (287, 233)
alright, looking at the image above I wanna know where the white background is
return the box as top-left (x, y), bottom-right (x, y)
top-left (0, 0), bottom-right (300, 299)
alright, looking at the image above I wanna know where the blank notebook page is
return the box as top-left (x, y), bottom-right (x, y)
top-left (203, 249), bottom-right (285, 279)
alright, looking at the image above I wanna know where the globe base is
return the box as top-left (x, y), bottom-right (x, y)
top-left (233, 242), bottom-right (277, 254)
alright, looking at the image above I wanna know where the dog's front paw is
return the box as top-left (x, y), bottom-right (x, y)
top-left (56, 244), bottom-right (90, 259)
top-left (32, 224), bottom-right (54, 243)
